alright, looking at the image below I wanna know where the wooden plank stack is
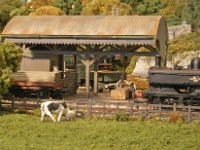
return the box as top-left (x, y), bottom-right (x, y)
top-left (12, 71), bottom-right (61, 82)
top-left (64, 70), bottom-right (78, 95)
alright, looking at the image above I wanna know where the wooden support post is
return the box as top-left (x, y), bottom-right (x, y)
top-left (73, 55), bottom-right (77, 71)
top-left (81, 56), bottom-right (95, 99)
top-left (93, 57), bottom-right (99, 95)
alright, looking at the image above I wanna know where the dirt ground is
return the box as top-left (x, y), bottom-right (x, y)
top-left (66, 86), bottom-right (114, 100)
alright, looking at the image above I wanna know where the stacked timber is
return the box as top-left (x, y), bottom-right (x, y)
top-left (64, 70), bottom-right (78, 95)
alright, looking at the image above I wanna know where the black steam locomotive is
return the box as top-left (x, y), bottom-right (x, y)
top-left (144, 56), bottom-right (200, 105)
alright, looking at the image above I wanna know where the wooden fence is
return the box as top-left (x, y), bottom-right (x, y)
top-left (0, 98), bottom-right (200, 122)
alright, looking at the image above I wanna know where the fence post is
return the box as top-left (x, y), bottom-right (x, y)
top-left (145, 103), bottom-right (148, 118)
top-left (36, 92), bottom-right (40, 108)
top-left (117, 102), bottom-right (119, 112)
top-left (173, 103), bottom-right (177, 112)
top-left (24, 97), bottom-right (27, 111)
top-left (0, 95), bottom-right (2, 109)
top-left (136, 103), bottom-right (139, 117)
top-left (36, 97), bottom-right (40, 108)
top-left (76, 99), bottom-right (79, 113)
top-left (11, 96), bottom-right (15, 109)
top-left (103, 102), bottom-right (106, 117)
top-left (89, 99), bottom-right (92, 116)
top-left (159, 103), bottom-right (162, 119)
top-left (188, 105), bottom-right (192, 122)
top-left (129, 101), bottom-right (133, 117)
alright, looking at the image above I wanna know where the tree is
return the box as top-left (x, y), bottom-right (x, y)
top-left (82, 0), bottom-right (133, 15)
top-left (10, 6), bottom-right (32, 17)
top-left (53, 0), bottom-right (82, 15)
top-left (0, 42), bottom-right (23, 95)
top-left (136, 0), bottom-right (162, 15)
top-left (28, 0), bottom-right (53, 11)
top-left (0, 0), bottom-right (22, 31)
top-left (121, 0), bottom-right (143, 11)
top-left (167, 32), bottom-right (200, 65)
top-left (159, 0), bottom-right (187, 25)
top-left (29, 5), bottom-right (65, 16)
top-left (186, 0), bottom-right (200, 31)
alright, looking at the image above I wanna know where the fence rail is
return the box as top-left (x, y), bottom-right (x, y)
top-left (0, 98), bottom-right (200, 122)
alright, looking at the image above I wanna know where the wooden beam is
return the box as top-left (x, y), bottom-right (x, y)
top-left (32, 50), bottom-right (158, 56)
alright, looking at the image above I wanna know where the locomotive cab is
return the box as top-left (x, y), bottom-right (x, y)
top-left (143, 57), bottom-right (200, 105)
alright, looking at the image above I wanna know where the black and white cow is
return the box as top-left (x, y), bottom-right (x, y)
top-left (40, 101), bottom-right (75, 122)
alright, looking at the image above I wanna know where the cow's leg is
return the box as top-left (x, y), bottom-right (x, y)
top-left (46, 111), bottom-right (56, 122)
top-left (41, 110), bottom-right (46, 121)
top-left (57, 110), bottom-right (63, 122)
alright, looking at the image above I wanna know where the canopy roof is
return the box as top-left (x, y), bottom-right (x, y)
top-left (2, 16), bottom-right (168, 46)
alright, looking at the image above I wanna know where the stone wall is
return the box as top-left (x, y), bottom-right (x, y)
top-left (168, 22), bottom-right (191, 40)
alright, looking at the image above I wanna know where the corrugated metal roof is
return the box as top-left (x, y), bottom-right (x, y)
top-left (3, 16), bottom-right (161, 36)
top-left (2, 16), bottom-right (168, 46)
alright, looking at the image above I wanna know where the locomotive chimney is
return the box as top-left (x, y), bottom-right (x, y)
top-left (155, 55), bottom-right (161, 68)
top-left (190, 57), bottom-right (200, 69)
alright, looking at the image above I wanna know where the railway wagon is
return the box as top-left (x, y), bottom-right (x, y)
top-left (9, 71), bottom-right (64, 99)
top-left (8, 70), bottom-right (78, 99)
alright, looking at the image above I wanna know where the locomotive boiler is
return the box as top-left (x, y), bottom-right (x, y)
top-left (144, 57), bottom-right (200, 105)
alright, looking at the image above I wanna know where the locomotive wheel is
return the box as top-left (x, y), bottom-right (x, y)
top-left (151, 97), bottom-right (161, 104)
top-left (162, 98), bottom-right (175, 105)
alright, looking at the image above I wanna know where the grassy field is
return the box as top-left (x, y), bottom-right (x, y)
top-left (0, 113), bottom-right (200, 150)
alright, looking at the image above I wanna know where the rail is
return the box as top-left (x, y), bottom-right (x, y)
top-left (0, 98), bottom-right (200, 122)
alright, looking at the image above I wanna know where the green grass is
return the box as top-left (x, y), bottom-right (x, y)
top-left (0, 114), bottom-right (200, 150)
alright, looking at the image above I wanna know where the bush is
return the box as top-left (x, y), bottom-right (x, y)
top-left (31, 108), bottom-right (41, 117)
top-left (168, 112), bottom-right (184, 123)
top-left (114, 111), bottom-right (129, 121)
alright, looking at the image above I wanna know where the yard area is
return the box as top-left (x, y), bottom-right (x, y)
top-left (0, 114), bottom-right (200, 150)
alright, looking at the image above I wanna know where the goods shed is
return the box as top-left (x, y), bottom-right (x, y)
top-left (2, 16), bottom-right (168, 98)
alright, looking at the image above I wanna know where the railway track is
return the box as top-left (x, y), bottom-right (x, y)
top-left (1, 98), bottom-right (200, 121)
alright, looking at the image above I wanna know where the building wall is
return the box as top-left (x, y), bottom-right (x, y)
top-left (20, 49), bottom-right (50, 71)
